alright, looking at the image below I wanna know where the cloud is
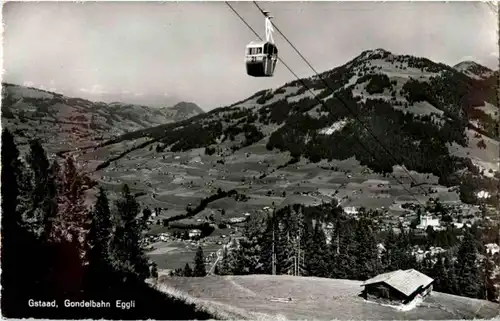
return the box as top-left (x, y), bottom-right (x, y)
top-left (79, 85), bottom-right (107, 95)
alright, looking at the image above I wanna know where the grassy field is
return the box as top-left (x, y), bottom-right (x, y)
top-left (77, 135), bottom-right (461, 276)
top-left (155, 275), bottom-right (500, 320)
top-left (146, 238), bottom-right (229, 270)
top-left (85, 140), bottom-right (445, 217)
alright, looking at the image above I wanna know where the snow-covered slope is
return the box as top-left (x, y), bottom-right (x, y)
top-left (454, 61), bottom-right (494, 80)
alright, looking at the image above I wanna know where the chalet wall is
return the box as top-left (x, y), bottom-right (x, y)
top-left (364, 283), bottom-right (406, 303)
top-left (364, 282), bottom-right (434, 305)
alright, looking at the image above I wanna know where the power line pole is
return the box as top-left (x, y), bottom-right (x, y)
top-left (297, 228), bottom-right (301, 276)
top-left (272, 208), bottom-right (276, 276)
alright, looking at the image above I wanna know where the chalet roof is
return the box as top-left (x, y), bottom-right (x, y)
top-left (361, 269), bottom-right (434, 297)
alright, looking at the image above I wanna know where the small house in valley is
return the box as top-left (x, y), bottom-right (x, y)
top-left (361, 269), bottom-right (434, 305)
top-left (188, 229), bottom-right (202, 239)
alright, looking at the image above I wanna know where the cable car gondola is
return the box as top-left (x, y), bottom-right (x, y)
top-left (245, 10), bottom-right (278, 77)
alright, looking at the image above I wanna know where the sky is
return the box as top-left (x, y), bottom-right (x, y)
top-left (2, 1), bottom-right (498, 111)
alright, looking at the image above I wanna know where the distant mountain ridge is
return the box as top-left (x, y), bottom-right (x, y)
top-left (1, 82), bottom-right (204, 153)
top-left (170, 101), bottom-right (205, 115)
top-left (89, 48), bottom-right (498, 198)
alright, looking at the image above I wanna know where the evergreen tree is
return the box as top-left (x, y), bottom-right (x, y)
top-left (420, 254), bottom-right (434, 276)
top-left (382, 227), bottom-right (399, 271)
top-left (55, 157), bottom-right (89, 253)
top-left (183, 263), bottom-right (193, 277)
top-left (193, 246), bottom-right (207, 277)
top-left (214, 264), bottom-right (221, 275)
top-left (444, 252), bottom-right (459, 295)
top-left (25, 139), bottom-right (53, 238)
top-left (480, 253), bottom-right (497, 301)
top-left (307, 222), bottom-right (329, 277)
top-left (354, 218), bottom-right (380, 280)
top-left (1, 129), bottom-right (37, 314)
top-left (234, 238), bottom-right (260, 274)
top-left (229, 246), bottom-right (248, 275)
top-left (150, 261), bottom-right (158, 278)
top-left (110, 184), bottom-right (150, 282)
top-left (276, 206), bottom-right (304, 276)
top-left (301, 222), bottom-right (316, 277)
top-left (231, 210), bottom-right (268, 275)
top-left (276, 222), bottom-right (294, 275)
top-left (217, 247), bottom-right (232, 275)
top-left (335, 219), bottom-right (358, 279)
top-left (456, 230), bottom-right (481, 298)
top-left (327, 225), bottom-right (340, 278)
top-left (141, 207), bottom-right (152, 231)
top-left (431, 254), bottom-right (448, 292)
top-left (86, 187), bottom-right (113, 289)
top-left (258, 214), bottom-right (275, 274)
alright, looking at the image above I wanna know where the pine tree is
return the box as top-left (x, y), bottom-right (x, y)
top-left (55, 157), bottom-right (89, 252)
top-left (229, 246), bottom-right (247, 275)
top-left (334, 218), bottom-right (357, 279)
top-left (276, 207), bottom-right (304, 276)
top-left (382, 227), bottom-right (399, 271)
top-left (234, 238), bottom-right (259, 275)
top-left (276, 219), bottom-right (294, 275)
top-left (183, 263), bottom-right (193, 277)
top-left (354, 218), bottom-right (380, 280)
top-left (431, 254), bottom-right (448, 292)
top-left (443, 252), bottom-right (459, 295)
top-left (217, 247), bottom-right (232, 275)
top-left (110, 184), bottom-right (150, 283)
top-left (86, 187), bottom-right (113, 289)
top-left (214, 264), bottom-right (221, 275)
top-left (25, 139), bottom-right (56, 239)
top-left (232, 210), bottom-right (268, 275)
top-left (481, 253), bottom-right (497, 301)
top-left (150, 261), bottom-right (158, 278)
top-left (301, 222), bottom-right (316, 277)
top-left (258, 214), bottom-right (275, 274)
top-left (1, 130), bottom-right (37, 314)
top-left (141, 207), bottom-right (152, 231)
top-left (307, 222), bottom-right (329, 277)
top-left (456, 230), bottom-right (481, 298)
top-left (193, 246), bottom-right (207, 277)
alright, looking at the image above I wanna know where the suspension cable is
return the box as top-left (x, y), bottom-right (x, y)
top-left (225, 1), bottom-right (427, 208)
top-left (252, 1), bottom-right (431, 199)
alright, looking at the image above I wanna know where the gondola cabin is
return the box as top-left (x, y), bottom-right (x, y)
top-left (245, 41), bottom-right (278, 77)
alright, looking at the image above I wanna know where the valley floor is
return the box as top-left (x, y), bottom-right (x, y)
top-left (154, 274), bottom-right (500, 320)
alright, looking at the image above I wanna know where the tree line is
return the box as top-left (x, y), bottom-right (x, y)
top-left (1, 129), bottom-right (216, 319)
top-left (214, 201), bottom-right (499, 303)
top-left (170, 246), bottom-right (208, 278)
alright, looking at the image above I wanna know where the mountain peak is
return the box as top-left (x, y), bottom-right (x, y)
top-left (356, 48), bottom-right (393, 61)
top-left (454, 60), bottom-right (493, 80)
top-left (169, 101), bottom-right (204, 114)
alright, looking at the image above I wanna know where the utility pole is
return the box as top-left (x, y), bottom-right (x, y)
top-left (297, 228), bottom-right (301, 276)
top-left (272, 208), bottom-right (276, 276)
